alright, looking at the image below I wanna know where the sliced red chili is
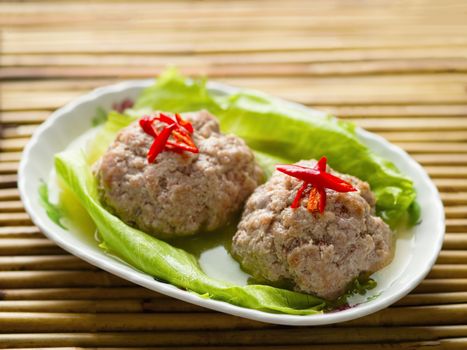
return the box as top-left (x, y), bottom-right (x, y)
top-left (157, 113), bottom-right (177, 125)
top-left (165, 143), bottom-right (184, 154)
top-left (166, 140), bottom-right (199, 153)
top-left (319, 172), bottom-right (357, 192)
top-left (307, 187), bottom-right (321, 213)
top-left (155, 113), bottom-right (194, 134)
top-left (318, 187), bottom-right (327, 213)
top-left (175, 113), bottom-right (194, 134)
top-left (172, 129), bottom-right (196, 147)
top-left (275, 164), bottom-right (319, 180)
top-left (316, 156), bottom-right (327, 172)
top-left (147, 123), bottom-right (177, 163)
top-left (291, 182), bottom-right (310, 209)
top-left (140, 112), bottom-right (199, 163)
top-left (139, 117), bottom-right (157, 137)
top-left (277, 156), bottom-right (357, 214)
top-left (276, 165), bottom-right (356, 192)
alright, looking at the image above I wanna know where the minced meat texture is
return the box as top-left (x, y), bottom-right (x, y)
top-left (94, 110), bottom-right (263, 239)
top-left (232, 160), bottom-right (393, 300)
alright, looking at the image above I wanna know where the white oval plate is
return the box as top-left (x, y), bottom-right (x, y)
top-left (19, 79), bottom-right (445, 326)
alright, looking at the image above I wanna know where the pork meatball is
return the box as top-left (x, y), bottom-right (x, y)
top-left (94, 110), bottom-right (263, 239)
top-left (232, 160), bottom-right (393, 300)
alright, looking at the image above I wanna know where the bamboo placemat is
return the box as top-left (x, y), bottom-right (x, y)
top-left (1, 0), bottom-right (467, 348)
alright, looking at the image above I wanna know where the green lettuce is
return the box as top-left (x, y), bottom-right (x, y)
top-left (54, 68), bottom-right (417, 315)
top-left (38, 181), bottom-right (66, 229)
top-left (55, 149), bottom-right (324, 315)
top-left (135, 68), bottom-right (418, 227)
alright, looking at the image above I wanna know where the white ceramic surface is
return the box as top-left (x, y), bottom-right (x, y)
top-left (18, 79), bottom-right (445, 326)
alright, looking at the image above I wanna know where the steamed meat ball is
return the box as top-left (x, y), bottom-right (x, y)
top-left (232, 160), bottom-right (393, 300)
top-left (94, 110), bottom-right (263, 239)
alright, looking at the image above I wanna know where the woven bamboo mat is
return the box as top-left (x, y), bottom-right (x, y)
top-left (1, 0), bottom-right (467, 348)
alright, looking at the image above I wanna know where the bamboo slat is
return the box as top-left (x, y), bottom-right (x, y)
top-left (442, 193), bottom-right (467, 206)
top-left (0, 201), bottom-right (24, 212)
top-left (446, 219), bottom-right (467, 233)
top-left (428, 265), bottom-right (467, 278)
top-left (414, 279), bottom-right (467, 293)
top-left (1, 111), bottom-right (53, 125)
top-left (1, 125), bottom-right (37, 139)
top-left (0, 189), bottom-right (20, 200)
top-left (0, 139), bottom-right (29, 152)
top-left (0, 299), bottom-right (206, 313)
top-left (425, 167), bottom-right (467, 179)
top-left (0, 312), bottom-right (267, 332)
top-left (412, 153), bottom-right (467, 166)
top-left (0, 256), bottom-right (94, 271)
top-left (0, 163), bottom-right (19, 174)
top-left (0, 326), bottom-right (466, 347)
top-left (18, 297), bottom-right (467, 315)
top-left (445, 206), bottom-right (467, 218)
top-left (3, 48), bottom-right (467, 66)
top-left (345, 304), bottom-right (467, 326)
top-left (0, 213), bottom-right (32, 225)
top-left (0, 152), bottom-right (23, 162)
top-left (0, 175), bottom-right (18, 189)
top-left (0, 304), bottom-right (465, 329)
top-left (443, 234), bottom-right (467, 249)
top-left (0, 309), bottom-right (451, 334)
top-left (0, 239), bottom-right (64, 256)
top-left (4, 59), bottom-right (467, 80)
top-left (0, 288), bottom-right (444, 307)
top-left (0, 271), bottom-right (132, 288)
top-left (13, 346), bottom-right (467, 350)
top-left (0, 287), bottom-right (163, 301)
top-left (393, 143), bottom-right (467, 152)
top-left (437, 251), bottom-right (467, 264)
top-left (5, 36), bottom-right (467, 55)
top-left (0, 226), bottom-right (42, 238)
top-left (0, 345), bottom-right (458, 350)
top-left (396, 292), bottom-right (467, 306)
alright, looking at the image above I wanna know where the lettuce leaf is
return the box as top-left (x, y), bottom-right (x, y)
top-left (38, 181), bottom-right (66, 229)
top-left (135, 68), bottom-right (418, 227)
top-left (53, 68), bottom-right (417, 315)
top-left (55, 149), bottom-right (324, 315)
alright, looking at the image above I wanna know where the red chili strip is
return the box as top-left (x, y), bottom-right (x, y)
top-left (277, 156), bottom-right (356, 214)
top-left (173, 129), bottom-right (196, 147)
top-left (175, 113), bottom-right (194, 133)
top-left (147, 123), bottom-right (177, 163)
top-left (316, 156), bottom-right (327, 172)
top-left (159, 113), bottom-right (194, 134)
top-left (317, 187), bottom-right (326, 213)
top-left (140, 112), bottom-right (199, 163)
top-left (139, 116), bottom-right (158, 137)
top-left (307, 187), bottom-right (321, 213)
top-left (166, 140), bottom-right (199, 153)
top-left (158, 113), bottom-right (178, 125)
top-left (319, 172), bottom-right (357, 192)
top-left (276, 166), bottom-right (356, 192)
top-left (291, 182), bottom-right (310, 209)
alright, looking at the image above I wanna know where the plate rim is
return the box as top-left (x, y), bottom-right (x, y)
top-left (18, 78), bottom-right (445, 326)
